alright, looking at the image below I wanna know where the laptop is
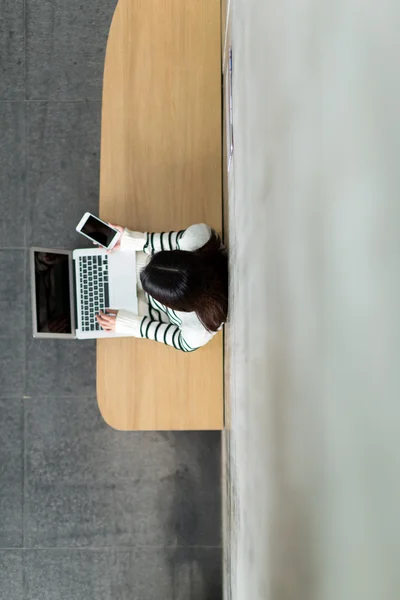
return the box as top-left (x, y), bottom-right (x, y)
top-left (30, 247), bottom-right (138, 339)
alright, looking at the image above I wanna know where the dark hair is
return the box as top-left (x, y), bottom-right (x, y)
top-left (140, 230), bottom-right (228, 332)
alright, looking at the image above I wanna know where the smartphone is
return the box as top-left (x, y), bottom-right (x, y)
top-left (76, 213), bottom-right (121, 250)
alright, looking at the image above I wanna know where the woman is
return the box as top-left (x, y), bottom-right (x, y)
top-left (96, 223), bottom-right (228, 352)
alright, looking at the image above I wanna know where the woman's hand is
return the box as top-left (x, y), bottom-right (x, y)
top-left (91, 224), bottom-right (125, 253)
top-left (107, 224), bottom-right (124, 253)
top-left (96, 310), bottom-right (119, 331)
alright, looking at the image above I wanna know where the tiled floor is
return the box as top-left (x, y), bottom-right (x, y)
top-left (0, 1), bottom-right (222, 598)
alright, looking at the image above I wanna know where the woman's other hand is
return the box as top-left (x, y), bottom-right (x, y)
top-left (96, 310), bottom-right (119, 331)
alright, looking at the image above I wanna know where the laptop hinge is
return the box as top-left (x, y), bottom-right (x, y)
top-left (72, 257), bottom-right (79, 334)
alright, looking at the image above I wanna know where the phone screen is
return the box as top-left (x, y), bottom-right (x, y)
top-left (81, 215), bottom-right (117, 247)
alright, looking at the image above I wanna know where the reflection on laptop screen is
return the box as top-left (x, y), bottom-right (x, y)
top-left (34, 251), bottom-right (72, 334)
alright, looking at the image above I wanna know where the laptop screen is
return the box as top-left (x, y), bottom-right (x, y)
top-left (32, 250), bottom-right (73, 335)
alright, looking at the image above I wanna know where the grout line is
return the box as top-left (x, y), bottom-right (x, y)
top-left (23, 249), bottom-right (28, 399)
top-left (0, 395), bottom-right (97, 400)
top-left (22, 393), bottom-right (27, 558)
top-left (22, 174), bottom-right (28, 598)
top-left (0, 99), bottom-right (102, 103)
top-left (24, 0), bottom-right (27, 102)
top-left (0, 396), bottom-right (31, 400)
top-left (23, 30), bottom-right (30, 408)
top-left (22, 542), bottom-right (27, 599)
top-left (0, 545), bottom-right (223, 551)
top-left (0, 394), bottom-right (96, 400)
top-left (23, 76), bottom-right (28, 400)
top-left (23, 61), bottom-right (28, 249)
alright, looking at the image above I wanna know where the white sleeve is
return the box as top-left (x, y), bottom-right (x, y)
top-left (115, 310), bottom-right (143, 335)
top-left (179, 322), bottom-right (216, 351)
top-left (115, 310), bottom-right (215, 351)
top-left (119, 229), bottom-right (147, 252)
top-left (176, 224), bottom-right (212, 252)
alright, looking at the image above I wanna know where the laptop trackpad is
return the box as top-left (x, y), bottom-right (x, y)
top-left (108, 252), bottom-right (138, 314)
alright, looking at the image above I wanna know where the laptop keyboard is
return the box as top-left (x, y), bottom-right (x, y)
top-left (78, 255), bottom-right (110, 332)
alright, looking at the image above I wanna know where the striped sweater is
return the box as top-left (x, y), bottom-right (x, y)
top-left (115, 223), bottom-right (218, 351)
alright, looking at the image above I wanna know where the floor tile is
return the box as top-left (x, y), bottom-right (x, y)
top-left (25, 395), bottom-right (221, 547)
top-left (0, 251), bottom-right (26, 336)
top-left (0, 103), bottom-right (25, 247)
top-left (0, 1), bottom-right (25, 100)
top-left (26, 101), bottom-right (101, 249)
top-left (25, 547), bottom-right (222, 600)
top-left (0, 399), bottom-right (24, 548)
top-left (0, 342), bottom-right (25, 397)
top-left (0, 551), bottom-right (23, 600)
top-left (26, 0), bottom-right (118, 101)
top-left (0, 251), bottom-right (25, 395)
top-left (25, 338), bottom-right (96, 397)
top-left (168, 546), bottom-right (223, 600)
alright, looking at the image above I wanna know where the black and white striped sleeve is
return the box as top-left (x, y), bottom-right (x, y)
top-left (115, 310), bottom-right (213, 351)
top-left (143, 223), bottom-right (211, 255)
top-left (139, 317), bottom-right (200, 352)
top-left (143, 230), bottom-right (185, 255)
top-left (120, 224), bottom-right (211, 255)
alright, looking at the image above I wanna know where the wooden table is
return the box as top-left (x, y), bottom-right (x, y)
top-left (97, 0), bottom-right (224, 430)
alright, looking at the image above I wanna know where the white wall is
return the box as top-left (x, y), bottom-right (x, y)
top-left (227, 1), bottom-right (400, 598)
